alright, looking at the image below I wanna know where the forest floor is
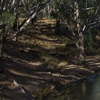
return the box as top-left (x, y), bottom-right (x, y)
top-left (0, 18), bottom-right (100, 100)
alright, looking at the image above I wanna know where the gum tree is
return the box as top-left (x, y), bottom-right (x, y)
top-left (0, 0), bottom-right (52, 73)
top-left (53, 0), bottom-right (100, 65)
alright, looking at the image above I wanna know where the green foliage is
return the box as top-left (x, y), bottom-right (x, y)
top-left (62, 0), bottom-right (67, 4)
top-left (0, 0), bottom-right (17, 32)
top-left (50, 10), bottom-right (56, 18)
top-left (88, 0), bottom-right (97, 6)
top-left (53, 0), bottom-right (59, 8)
top-left (1, 12), bottom-right (16, 30)
top-left (53, 0), bottom-right (100, 57)
top-left (84, 28), bottom-right (97, 50)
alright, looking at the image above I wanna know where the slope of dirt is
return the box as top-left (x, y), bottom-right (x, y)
top-left (0, 18), bottom-right (100, 100)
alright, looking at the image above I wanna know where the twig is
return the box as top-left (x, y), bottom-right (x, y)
top-left (13, 80), bottom-right (34, 100)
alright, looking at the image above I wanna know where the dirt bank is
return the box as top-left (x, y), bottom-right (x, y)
top-left (0, 19), bottom-right (100, 100)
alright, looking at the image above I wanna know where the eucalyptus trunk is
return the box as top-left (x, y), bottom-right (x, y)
top-left (75, 0), bottom-right (85, 65)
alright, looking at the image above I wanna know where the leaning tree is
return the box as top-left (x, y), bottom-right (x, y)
top-left (0, 0), bottom-right (52, 73)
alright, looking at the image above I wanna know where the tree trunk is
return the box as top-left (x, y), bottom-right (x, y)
top-left (0, 24), bottom-right (7, 73)
top-left (75, 0), bottom-right (85, 65)
top-left (55, 18), bottom-right (60, 35)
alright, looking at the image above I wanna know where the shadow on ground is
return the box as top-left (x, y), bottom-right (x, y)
top-left (1, 19), bottom-right (100, 100)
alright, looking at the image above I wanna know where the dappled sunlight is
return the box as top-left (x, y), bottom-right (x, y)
top-left (58, 61), bottom-right (68, 67)
top-left (28, 61), bottom-right (42, 66)
top-left (95, 63), bottom-right (100, 66)
top-left (36, 18), bottom-right (56, 25)
top-left (7, 69), bottom-right (39, 79)
top-left (1, 18), bottom-right (100, 100)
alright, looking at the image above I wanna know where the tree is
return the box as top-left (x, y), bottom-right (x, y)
top-left (53, 0), bottom-right (100, 65)
top-left (0, 0), bottom-right (52, 73)
top-left (0, 0), bottom-right (12, 72)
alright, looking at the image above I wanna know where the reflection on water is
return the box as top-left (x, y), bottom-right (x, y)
top-left (46, 74), bottom-right (100, 100)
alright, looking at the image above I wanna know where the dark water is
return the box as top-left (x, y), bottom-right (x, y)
top-left (47, 74), bottom-right (100, 100)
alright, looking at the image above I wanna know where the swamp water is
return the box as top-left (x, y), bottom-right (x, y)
top-left (46, 73), bottom-right (100, 100)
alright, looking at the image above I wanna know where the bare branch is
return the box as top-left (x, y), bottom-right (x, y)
top-left (8, 0), bottom-right (52, 40)
top-left (1, 0), bottom-right (9, 10)
top-left (62, 19), bottom-right (75, 36)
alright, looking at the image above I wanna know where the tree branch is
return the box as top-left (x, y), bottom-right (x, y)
top-left (8, 0), bottom-right (52, 40)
